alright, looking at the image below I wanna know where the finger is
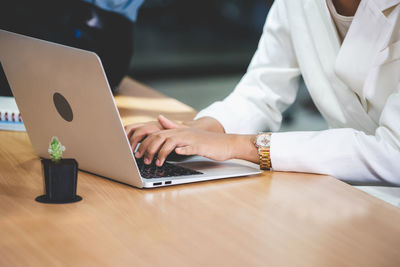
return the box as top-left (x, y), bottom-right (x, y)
top-left (175, 146), bottom-right (197, 156)
top-left (124, 123), bottom-right (145, 139)
top-left (130, 129), bottom-right (147, 153)
top-left (135, 133), bottom-right (156, 159)
top-left (137, 134), bottom-right (166, 165)
top-left (158, 115), bottom-right (180, 129)
top-left (156, 138), bottom-right (178, 166)
top-left (130, 127), bottom-right (159, 152)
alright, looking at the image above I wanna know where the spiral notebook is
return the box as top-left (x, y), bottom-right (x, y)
top-left (0, 96), bottom-right (26, 131)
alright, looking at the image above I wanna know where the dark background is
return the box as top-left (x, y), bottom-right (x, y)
top-left (0, 0), bottom-right (272, 95)
top-left (131, 0), bottom-right (271, 79)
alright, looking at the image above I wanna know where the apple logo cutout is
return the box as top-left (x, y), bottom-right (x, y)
top-left (53, 92), bottom-right (73, 122)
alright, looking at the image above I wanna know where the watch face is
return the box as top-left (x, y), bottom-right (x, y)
top-left (256, 134), bottom-right (271, 147)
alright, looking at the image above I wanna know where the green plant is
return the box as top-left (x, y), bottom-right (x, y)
top-left (48, 137), bottom-right (66, 163)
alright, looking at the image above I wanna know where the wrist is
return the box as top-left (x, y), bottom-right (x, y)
top-left (229, 134), bottom-right (259, 163)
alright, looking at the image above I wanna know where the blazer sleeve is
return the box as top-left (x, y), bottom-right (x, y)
top-left (271, 83), bottom-right (400, 185)
top-left (195, 0), bottom-right (301, 134)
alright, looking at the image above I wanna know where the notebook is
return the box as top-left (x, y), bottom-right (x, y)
top-left (0, 96), bottom-right (25, 131)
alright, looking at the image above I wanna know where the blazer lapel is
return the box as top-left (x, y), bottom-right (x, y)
top-left (374, 0), bottom-right (400, 12)
top-left (302, 0), bottom-right (347, 125)
top-left (335, 0), bottom-right (399, 94)
top-left (303, 0), bottom-right (377, 132)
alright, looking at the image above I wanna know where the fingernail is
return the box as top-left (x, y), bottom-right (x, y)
top-left (135, 152), bottom-right (140, 158)
top-left (156, 159), bottom-right (161, 166)
top-left (144, 158), bottom-right (150, 165)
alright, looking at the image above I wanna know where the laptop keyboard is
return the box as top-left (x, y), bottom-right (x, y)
top-left (136, 158), bottom-right (203, 179)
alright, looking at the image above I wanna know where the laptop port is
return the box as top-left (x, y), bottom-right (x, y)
top-left (165, 181), bottom-right (172, 185)
top-left (153, 182), bottom-right (162, 186)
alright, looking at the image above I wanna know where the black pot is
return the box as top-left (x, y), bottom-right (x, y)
top-left (36, 159), bottom-right (82, 204)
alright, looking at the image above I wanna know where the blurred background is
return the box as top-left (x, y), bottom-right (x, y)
top-left (0, 0), bottom-right (327, 131)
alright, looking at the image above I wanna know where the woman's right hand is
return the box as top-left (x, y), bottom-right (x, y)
top-left (124, 115), bottom-right (186, 151)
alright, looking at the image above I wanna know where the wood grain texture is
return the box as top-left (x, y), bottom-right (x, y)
top-left (1, 77), bottom-right (400, 267)
top-left (115, 78), bottom-right (197, 125)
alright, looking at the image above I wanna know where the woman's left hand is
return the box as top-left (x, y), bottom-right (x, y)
top-left (134, 128), bottom-right (238, 166)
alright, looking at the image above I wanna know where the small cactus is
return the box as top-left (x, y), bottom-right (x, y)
top-left (48, 136), bottom-right (65, 163)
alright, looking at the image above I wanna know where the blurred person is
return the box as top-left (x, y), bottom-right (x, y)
top-left (0, 0), bottom-right (145, 93)
top-left (125, 0), bottom-right (400, 185)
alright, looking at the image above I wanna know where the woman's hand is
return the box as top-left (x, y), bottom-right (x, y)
top-left (124, 115), bottom-right (186, 151)
top-left (134, 128), bottom-right (240, 166)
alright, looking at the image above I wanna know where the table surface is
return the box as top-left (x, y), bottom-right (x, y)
top-left (1, 78), bottom-right (400, 267)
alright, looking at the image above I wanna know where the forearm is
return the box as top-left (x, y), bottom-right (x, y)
top-left (183, 116), bottom-right (226, 133)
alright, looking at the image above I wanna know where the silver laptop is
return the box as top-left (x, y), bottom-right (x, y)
top-left (0, 29), bottom-right (261, 188)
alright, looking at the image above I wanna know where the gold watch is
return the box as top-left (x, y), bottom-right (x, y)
top-left (254, 132), bottom-right (272, 170)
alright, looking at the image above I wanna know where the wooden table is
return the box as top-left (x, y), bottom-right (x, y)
top-left (1, 78), bottom-right (400, 267)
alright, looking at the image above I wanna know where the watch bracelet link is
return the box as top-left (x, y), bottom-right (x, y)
top-left (259, 147), bottom-right (272, 170)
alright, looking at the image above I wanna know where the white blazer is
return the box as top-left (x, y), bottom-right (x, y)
top-left (196, 0), bottom-right (400, 185)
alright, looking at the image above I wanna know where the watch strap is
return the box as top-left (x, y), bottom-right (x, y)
top-left (259, 147), bottom-right (271, 170)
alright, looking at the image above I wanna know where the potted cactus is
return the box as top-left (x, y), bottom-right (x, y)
top-left (35, 137), bottom-right (82, 203)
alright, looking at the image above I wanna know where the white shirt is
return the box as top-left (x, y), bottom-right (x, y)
top-left (326, 0), bottom-right (353, 41)
top-left (195, 0), bottom-right (400, 185)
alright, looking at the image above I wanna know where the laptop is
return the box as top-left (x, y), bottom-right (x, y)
top-left (0, 29), bottom-right (261, 188)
